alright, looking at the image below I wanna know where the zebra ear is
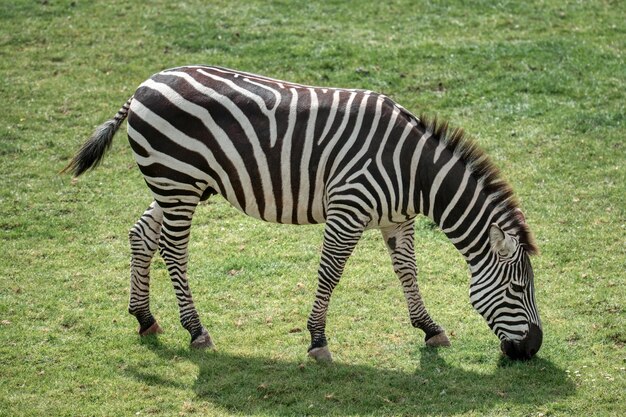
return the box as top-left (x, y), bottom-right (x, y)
top-left (489, 224), bottom-right (518, 258)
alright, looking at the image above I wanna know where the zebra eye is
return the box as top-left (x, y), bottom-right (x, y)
top-left (511, 283), bottom-right (525, 292)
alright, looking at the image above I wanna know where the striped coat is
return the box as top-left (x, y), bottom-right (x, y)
top-left (64, 66), bottom-right (542, 361)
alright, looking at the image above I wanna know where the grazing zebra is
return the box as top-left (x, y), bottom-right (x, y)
top-left (64, 65), bottom-right (542, 361)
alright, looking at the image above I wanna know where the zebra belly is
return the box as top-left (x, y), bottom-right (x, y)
top-left (218, 185), bottom-right (327, 225)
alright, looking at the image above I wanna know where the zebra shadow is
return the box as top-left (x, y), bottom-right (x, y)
top-left (128, 338), bottom-right (574, 416)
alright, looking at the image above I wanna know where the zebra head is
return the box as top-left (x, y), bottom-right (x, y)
top-left (469, 218), bottom-right (542, 360)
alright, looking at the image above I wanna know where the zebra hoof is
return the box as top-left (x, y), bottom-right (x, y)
top-left (190, 328), bottom-right (215, 349)
top-left (425, 331), bottom-right (451, 347)
top-left (308, 346), bottom-right (333, 362)
top-left (139, 321), bottom-right (163, 336)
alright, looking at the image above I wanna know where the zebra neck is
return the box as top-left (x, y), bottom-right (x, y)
top-left (411, 132), bottom-right (502, 265)
top-left (402, 116), bottom-right (536, 262)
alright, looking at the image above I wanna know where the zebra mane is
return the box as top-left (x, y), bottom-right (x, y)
top-left (418, 115), bottom-right (538, 255)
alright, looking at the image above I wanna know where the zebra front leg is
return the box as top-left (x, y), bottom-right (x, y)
top-left (307, 210), bottom-right (365, 362)
top-left (129, 201), bottom-right (164, 336)
top-left (381, 221), bottom-right (450, 347)
top-left (159, 201), bottom-right (213, 349)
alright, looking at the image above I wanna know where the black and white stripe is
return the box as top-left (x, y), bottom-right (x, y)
top-left (65, 65), bottom-right (542, 360)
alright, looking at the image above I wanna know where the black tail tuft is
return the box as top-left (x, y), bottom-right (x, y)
top-left (61, 120), bottom-right (118, 176)
top-left (62, 97), bottom-right (133, 177)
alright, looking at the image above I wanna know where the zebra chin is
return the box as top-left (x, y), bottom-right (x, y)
top-left (500, 323), bottom-right (543, 360)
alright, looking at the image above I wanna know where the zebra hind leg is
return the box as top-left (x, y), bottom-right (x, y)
top-left (128, 201), bottom-right (164, 336)
top-left (307, 209), bottom-right (365, 362)
top-left (158, 198), bottom-right (214, 349)
top-left (381, 221), bottom-right (451, 348)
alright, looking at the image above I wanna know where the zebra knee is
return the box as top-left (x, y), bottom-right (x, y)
top-left (128, 225), bottom-right (142, 245)
top-left (129, 227), bottom-right (154, 268)
top-left (129, 222), bottom-right (152, 252)
top-left (129, 205), bottom-right (163, 254)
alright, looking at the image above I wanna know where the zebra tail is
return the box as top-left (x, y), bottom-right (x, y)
top-left (61, 96), bottom-right (133, 177)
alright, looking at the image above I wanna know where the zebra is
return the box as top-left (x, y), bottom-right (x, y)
top-left (64, 65), bottom-right (542, 361)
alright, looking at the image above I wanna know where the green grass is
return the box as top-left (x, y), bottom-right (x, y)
top-left (1, 0), bottom-right (624, 415)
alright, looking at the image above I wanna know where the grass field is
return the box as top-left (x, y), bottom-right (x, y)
top-left (1, 0), bottom-right (624, 416)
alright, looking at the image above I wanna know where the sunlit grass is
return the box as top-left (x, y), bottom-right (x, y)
top-left (1, 0), bottom-right (624, 416)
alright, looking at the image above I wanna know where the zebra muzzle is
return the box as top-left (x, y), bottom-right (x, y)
top-left (500, 323), bottom-right (543, 360)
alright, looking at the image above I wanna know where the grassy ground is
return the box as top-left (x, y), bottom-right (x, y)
top-left (1, 0), bottom-right (624, 415)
